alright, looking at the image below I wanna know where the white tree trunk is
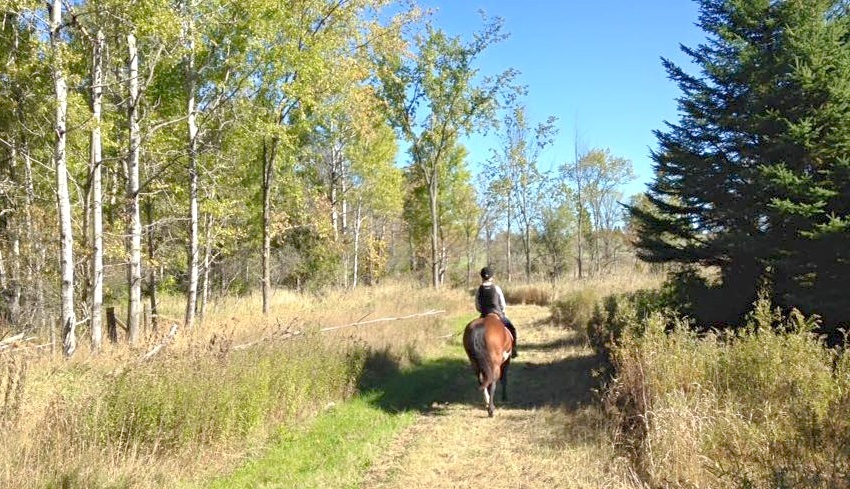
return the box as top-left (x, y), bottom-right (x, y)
top-left (261, 139), bottom-right (276, 315)
top-left (352, 199), bottom-right (362, 288)
top-left (341, 174), bottom-right (349, 285)
top-left (126, 32), bottom-right (142, 343)
top-left (199, 213), bottom-right (213, 321)
top-left (506, 190), bottom-right (512, 282)
top-left (576, 160), bottom-right (583, 280)
top-left (183, 2), bottom-right (200, 329)
top-left (0, 244), bottom-right (6, 291)
top-left (341, 171), bottom-right (348, 234)
top-left (330, 144), bottom-right (340, 241)
top-left (90, 28), bottom-right (105, 352)
top-left (428, 170), bottom-right (440, 289)
top-left (52, 0), bottom-right (77, 356)
top-left (525, 223), bottom-right (531, 281)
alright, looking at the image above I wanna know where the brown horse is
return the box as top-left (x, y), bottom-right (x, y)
top-left (462, 313), bottom-right (514, 417)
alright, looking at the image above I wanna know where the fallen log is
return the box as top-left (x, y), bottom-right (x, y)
top-left (320, 309), bottom-right (446, 333)
top-left (138, 323), bottom-right (179, 362)
top-left (1, 333), bottom-right (24, 345)
top-left (226, 309), bottom-right (448, 352)
top-left (232, 329), bottom-right (303, 351)
top-left (0, 334), bottom-right (39, 351)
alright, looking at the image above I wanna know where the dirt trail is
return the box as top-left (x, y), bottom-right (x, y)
top-left (361, 304), bottom-right (639, 489)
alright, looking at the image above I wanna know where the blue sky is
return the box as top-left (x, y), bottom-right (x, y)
top-left (418, 0), bottom-right (708, 198)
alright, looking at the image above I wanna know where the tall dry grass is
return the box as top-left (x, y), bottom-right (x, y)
top-left (0, 280), bottom-right (470, 488)
top-left (546, 269), bottom-right (665, 329)
top-left (603, 293), bottom-right (850, 488)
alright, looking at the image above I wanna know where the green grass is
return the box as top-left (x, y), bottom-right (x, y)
top-left (191, 394), bottom-right (415, 489)
top-left (186, 324), bottom-right (473, 488)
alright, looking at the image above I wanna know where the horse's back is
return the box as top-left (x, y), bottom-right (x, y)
top-left (482, 314), bottom-right (512, 352)
top-left (464, 314), bottom-right (512, 360)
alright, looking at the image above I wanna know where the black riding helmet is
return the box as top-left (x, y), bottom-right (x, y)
top-left (480, 266), bottom-right (493, 280)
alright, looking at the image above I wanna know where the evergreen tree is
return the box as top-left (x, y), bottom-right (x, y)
top-left (631, 0), bottom-right (850, 331)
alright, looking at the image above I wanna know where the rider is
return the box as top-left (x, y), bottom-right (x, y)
top-left (475, 266), bottom-right (518, 358)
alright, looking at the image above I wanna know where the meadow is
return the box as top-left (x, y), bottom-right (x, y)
top-left (0, 281), bottom-right (470, 488)
top-left (4, 271), bottom-right (848, 488)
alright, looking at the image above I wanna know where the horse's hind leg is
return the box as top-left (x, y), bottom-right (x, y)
top-left (487, 383), bottom-right (496, 417)
top-left (500, 363), bottom-right (509, 402)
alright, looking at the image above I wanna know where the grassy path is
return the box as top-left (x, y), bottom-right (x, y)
top-left (194, 305), bottom-right (638, 488)
top-left (360, 304), bottom-right (638, 489)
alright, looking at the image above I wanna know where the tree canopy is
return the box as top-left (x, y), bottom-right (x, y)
top-left (0, 0), bottom-right (640, 353)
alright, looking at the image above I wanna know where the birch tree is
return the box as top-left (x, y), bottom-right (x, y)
top-left (125, 32), bottom-right (142, 343)
top-left (182, 0), bottom-right (200, 329)
top-left (379, 16), bottom-right (513, 288)
top-left (108, 2), bottom-right (179, 340)
top-left (49, 0), bottom-right (77, 356)
top-left (90, 28), bottom-right (105, 351)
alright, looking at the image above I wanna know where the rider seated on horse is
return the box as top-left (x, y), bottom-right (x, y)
top-left (475, 266), bottom-right (518, 358)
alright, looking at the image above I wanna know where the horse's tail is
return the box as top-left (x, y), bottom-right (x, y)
top-left (466, 322), bottom-right (494, 389)
top-left (475, 341), bottom-right (495, 389)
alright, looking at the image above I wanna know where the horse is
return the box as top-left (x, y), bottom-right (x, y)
top-left (462, 312), bottom-right (514, 417)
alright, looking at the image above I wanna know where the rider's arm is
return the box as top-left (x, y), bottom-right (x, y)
top-left (495, 285), bottom-right (506, 312)
top-left (474, 287), bottom-right (482, 313)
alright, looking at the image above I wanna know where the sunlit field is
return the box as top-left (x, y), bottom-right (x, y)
top-left (6, 267), bottom-right (843, 489)
top-left (0, 280), bottom-right (471, 488)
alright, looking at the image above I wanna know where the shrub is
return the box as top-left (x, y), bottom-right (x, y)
top-left (550, 288), bottom-right (602, 329)
top-left (586, 288), bottom-right (673, 367)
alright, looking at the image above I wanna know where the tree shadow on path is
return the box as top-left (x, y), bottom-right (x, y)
top-left (522, 333), bottom-right (587, 353)
top-left (507, 354), bottom-right (598, 411)
top-left (357, 348), bottom-right (477, 413)
top-left (358, 331), bottom-right (601, 415)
